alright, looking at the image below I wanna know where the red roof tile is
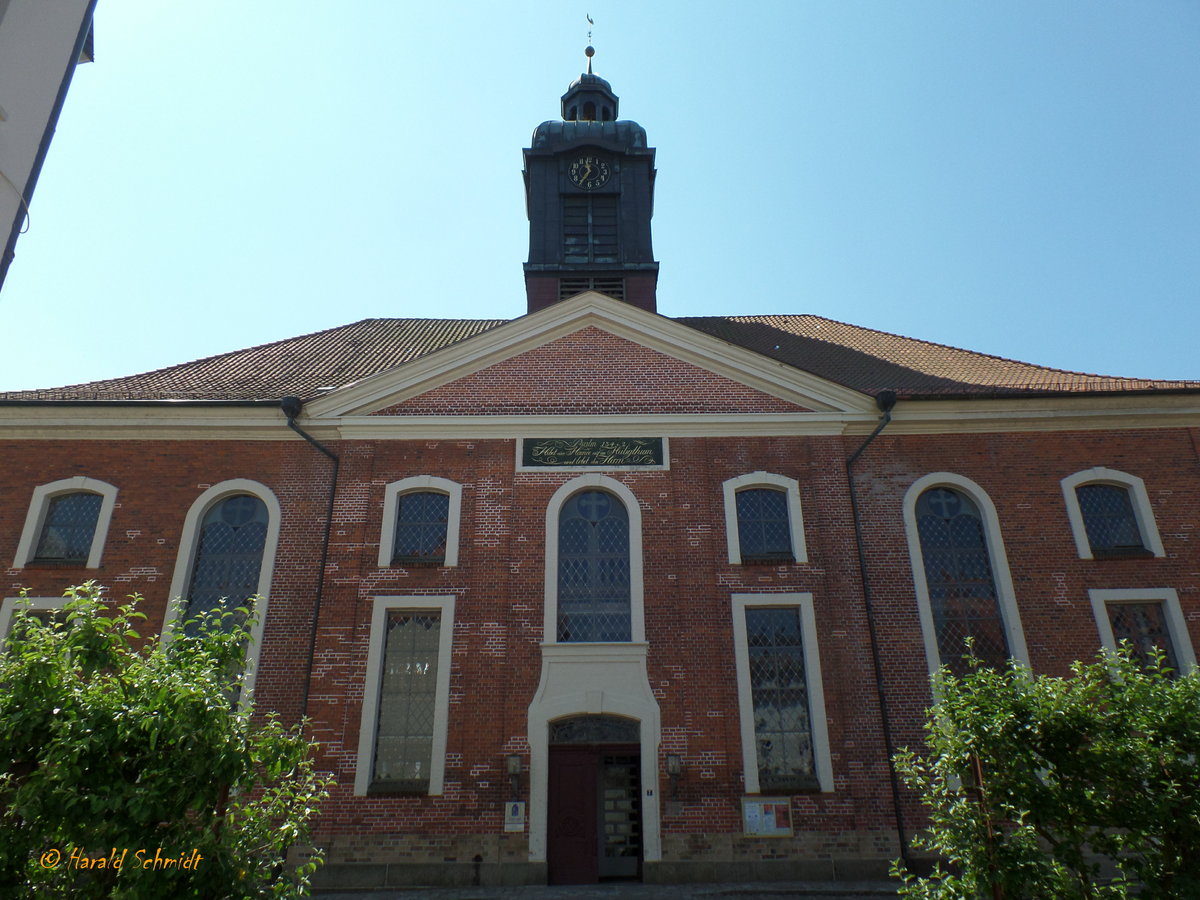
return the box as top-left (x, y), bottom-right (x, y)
top-left (1, 314), bottom-right (1195, 403)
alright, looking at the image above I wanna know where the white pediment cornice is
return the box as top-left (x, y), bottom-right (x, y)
top-left (301, 292), bottom-right (876, 419)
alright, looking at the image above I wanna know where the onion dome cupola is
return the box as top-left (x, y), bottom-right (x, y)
top-left (523, 46), bottom-right (658, 314)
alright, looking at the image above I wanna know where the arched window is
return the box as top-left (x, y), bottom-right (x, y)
top-left (165, 479), bottom-right (281, 701)
top-left (13, 476), bottom-right (118, 569)
top-left (722, 472), bottom-right (806, 565)
top-left (582, 101), bottom-right (596, 121)
top-left (1061, 468), bottom-right (1163, 560)
top-left (906, 478), bottom-right (1024, 676)
top-left (736, 489), bottom-right (792, 562)
top-left (557, 490), bottom-right (630, 642)
top-left (183, 494), bottom-right (268, 631)
top-left (378, 476), bottom-right (463, 568)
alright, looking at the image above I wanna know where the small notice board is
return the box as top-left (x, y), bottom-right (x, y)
top-left (741, 797), bottom-right (793, 837)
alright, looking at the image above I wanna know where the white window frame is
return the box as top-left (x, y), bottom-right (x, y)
top-left (722, 472), bottom-right (807, 565)
top-left (162, 479), bottom-right (282, 703)
top-left (378, 476), bottom-right (463, 568)
top-left (543, 474), bottom-right (645, 644)
top-left (902, 472), bottom-right (1029, 679)
top-left (731, 592), bottom-right (833, 794)
top-left (1061, 468), bottom-right (1164, 560)
top-left (1088, 587), bottom-right (1195, 673)
top-left (13, 477), bottom-right (119, 569)
top-left (0, 596), bottom-right (67, 641)
top-left (354, 594), bottom-right (456, 796)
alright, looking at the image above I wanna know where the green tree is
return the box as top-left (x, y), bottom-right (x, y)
top-left (0, 582), bottom-right (332, 899)
top-left (892, 648), bottom-right (1200, 899)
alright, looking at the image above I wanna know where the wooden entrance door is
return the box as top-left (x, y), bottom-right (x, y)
top-left (547, 745), bottom-right (642, 884)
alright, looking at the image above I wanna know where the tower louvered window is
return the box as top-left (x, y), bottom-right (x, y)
top-left (558, 276), bottom-right (625, 301)
top-left (916, 487), bottom-right (1009, 674)
top-left (557, 490), bottom-right (631, 642)
top-left (563, 195), bottom-right (618, 263)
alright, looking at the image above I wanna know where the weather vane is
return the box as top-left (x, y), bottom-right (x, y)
top-left (585, 13), bottom-right (595, 74)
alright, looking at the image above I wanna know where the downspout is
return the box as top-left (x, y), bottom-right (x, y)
top-left (845, 389), bottom-right (912, 867)
top-left (280, 396), bottom-right (339, 719)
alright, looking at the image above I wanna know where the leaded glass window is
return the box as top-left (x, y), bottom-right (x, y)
top-left (1077, 484), bottom-right (1147, 557)
top-left (184, 494), bottom-right (268, 631)
top-left (371, 611), bottom-right (441, 791)
top-left (736, 489), bottom-right (793, 563)
top-left (916, 487), bottom-right (1009, 675)
top-left (746, 606), bottom-right (817, 792)
top-left (392, 491), bottom-right (449, 565)
top-left (33, 492), bottom-right (103, 564)
top-left (1107, 602), bottom-right (1179, 674)
top-left (557, 490), bottom-right (631, 642)
top-left (549, 715), bottom-right (640, 745)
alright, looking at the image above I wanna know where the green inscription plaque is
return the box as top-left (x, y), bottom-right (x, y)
top-left (522, 438), bottom-right (664, 468)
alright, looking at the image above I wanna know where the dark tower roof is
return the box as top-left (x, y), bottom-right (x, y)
top-left (561, 72), bottom-right (619, 122)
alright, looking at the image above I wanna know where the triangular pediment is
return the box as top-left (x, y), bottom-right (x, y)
top-left (304, 292), bottom-right (873, 419)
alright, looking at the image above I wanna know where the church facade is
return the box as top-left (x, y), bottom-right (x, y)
top-left (3, 62), bottom-right (1199, 889)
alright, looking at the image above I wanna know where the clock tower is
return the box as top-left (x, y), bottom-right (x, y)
top-left (523, 49), bottom-right (658, 314)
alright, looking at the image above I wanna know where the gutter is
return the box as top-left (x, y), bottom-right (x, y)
top-left (280, 396), bottom-right (339, 720)
top-left (0, 0), bottom-right (100, 292)
top-left (0, 398), bottom-right (289, 407)
top-left (844, 389), bottom-right (913, 868)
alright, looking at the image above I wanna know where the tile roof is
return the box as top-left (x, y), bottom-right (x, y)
top-left (1, 313), bottom-right (1195, 403)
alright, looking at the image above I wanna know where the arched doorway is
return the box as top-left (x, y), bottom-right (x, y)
top-left (547, 715), bottom-right (642, 884)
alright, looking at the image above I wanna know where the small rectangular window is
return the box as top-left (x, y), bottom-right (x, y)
top-left (1088, 588), bottom-right (1195, 677)
top-left (1106, 601), bottom-right (1179, 673)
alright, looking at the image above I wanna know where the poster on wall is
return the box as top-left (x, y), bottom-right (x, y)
top-left (504, 801), bottom-right (526, 833)
top-left (741, 797), bottom-right (793, 837)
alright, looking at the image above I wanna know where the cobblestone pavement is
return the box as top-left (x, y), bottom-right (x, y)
top-left (315, 881), bottom-right (898, 900)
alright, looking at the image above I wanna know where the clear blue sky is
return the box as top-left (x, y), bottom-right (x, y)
top-left (2, 1), bottom-right (1198, 391)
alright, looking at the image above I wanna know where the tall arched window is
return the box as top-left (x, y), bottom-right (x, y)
top-left (557, 490), bottom-right (631, 642)
top-left (183, 494), bottom-right (269, 632)
top-left (914, 486), bottom-right (1009, 675)
top-left (165, 479), bottom-right (281, 702)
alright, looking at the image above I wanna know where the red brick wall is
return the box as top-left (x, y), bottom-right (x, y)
top-left (374, 327), bottom-right (810, 416)
top-left (2, 425), bottom-right (1198, 870)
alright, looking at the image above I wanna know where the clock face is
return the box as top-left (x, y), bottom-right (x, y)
top-left (568, 155), bottom-right (611, 190)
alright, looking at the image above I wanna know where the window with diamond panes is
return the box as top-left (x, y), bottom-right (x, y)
top-left (371, 611), bottom-right (441, 791)
top-left (1076, 484), bottom-right (1148, 558)
top-left (392, 492), bottom-right (449, 565)
top-left (736, 489), bottom-right (793, 563)
top-left (745, 606), bottom-right (818, 792)
top-left (33, 492), bottom-right (103, 564)
top-left (916, 487), bottom-right (1009, 674)
top-left (183, 494), bottom-right (268, 634)
top-left (1107, 602), bottom-right (1179, 674)
top-left (557, 490), bottom-right (631, 642)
